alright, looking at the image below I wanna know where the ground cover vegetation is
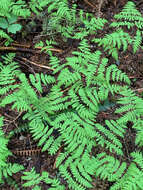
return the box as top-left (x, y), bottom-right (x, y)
top-left (0, 0), bottom-right (143, 189)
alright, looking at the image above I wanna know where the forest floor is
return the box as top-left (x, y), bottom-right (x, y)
top-left (1, 0), bottom-right (143, 189)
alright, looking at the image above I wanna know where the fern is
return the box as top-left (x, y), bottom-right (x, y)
top-left (116, 87), bottom-right (143, 124)
top-left (28, 0), bottom-right (49, 15)
top-left (22, 167), bottom-right (65, 190)
top-left (0, 117), bottom-right (24, 185)
top-left (94, 152), bottom-right (127, 181)
top-left (0, 44), bottom-right (136, 190)
top-left (92, 29), bottom-right (132, 60)
top-left (95, 120), bottom-right (126, 155)
top-left (110, 152), bottom-right (143, 190)
top-left (0, 1), bottom-right (143, 190)
top-left (133, 30), bottom-right (142, 53)
top-left (0, 53), bottom-right (20, 95)
top-left (110, 1), bottom-right (143, 30)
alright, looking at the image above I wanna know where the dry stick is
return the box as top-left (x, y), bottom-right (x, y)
top-left (0, 46), bottom-right (41, 54)
top-left (97, 0), bottom-right (104, 17)
top-left (83, 0), bottom-right (96, 9)
top-left (18, 57), bottom-right (55, 71)
top-left (12, 42), bottom-right (63, 53)
top-left (12, 42), bottom-right (31, 48)
top-left (35, 46), bottom-right (63, 53)
top-left (0, 46), bottom-right (63, 54)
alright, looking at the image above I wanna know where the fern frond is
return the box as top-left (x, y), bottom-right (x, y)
top-left (29, 0), bottom-right (49, 15)
top-left (133, 30), bottom-right (142, 53)
top-left (22, 168), bottom-right (65, 190)
top-left (106, 64), bottom-right (130, 84)
top-left (29, 73), bottom-right (55, 93)
top-left (95, 120), bottom-right (125, 155)
top-left (92, 29), bottom-right (132, 60)
top-left (94, 152), bottom-right (127, 181)
top-left (110, 152), bottom-right (143, 190)
top-left (11, 1), bottom-right (30, 18)
top-left (0, 117), bottom-right (24, 185)
top-left (132, 119), bottom-right (143, 147)
top-left (0, 117), bottom-right (12, 169)
top-left (0, 29), bottom-right (11, 41)
top-left (57, 68), bottom-right (81, 88)
top-left (0, 0), bottom-right (12, 17)
top-left (58, 151), bottom-right (95, 190)
top-left (110, 1), bottom-right (143, 30)
top-left (116, 88), bottom-right (143, 124)
top-left (0, 53), bottom-right (20, 95)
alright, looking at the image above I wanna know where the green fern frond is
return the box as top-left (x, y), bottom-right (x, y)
top-left (110, 152), bottom-right (143, 190)
top-left (58, 152), bottom-right (95, 190)
top-left (11, 1), bottom-right (30, 18)
top-left (95, 121), bottom-right (125, 155)
top-left (70, 159), bottom-right (93, 188)
top-left (95, 152), bottom-right (127, 181)
top-left (105, 64), bottom-right (130, 84)
top-left (58, 68), bottom-right (81, 88)
top-left (22, 168), bottom-right (65, 190)
top-left (133, 30), bottom-right (142, 53)
top-left (0, 30), bottom-right (12, 41)
top-left (29, 0), bottom-right (49, 15)
top-left (22, 168), bottom-right (42, 189)
top-left (116, 88), bottom-right (143, 124)
top-left (49, 56), bottom-right (61, 73)
top-left (92, 29), bottom-right (132, 60)
top-left (132, 119), bottom-right (143, 147)
top-left (0, 117), bottom-right (24, 185)
top-left (0, 117), bottom-right (12, 169)
top-left (110, 1), bottom-right (143, 30)
top-left (0, 0), bottom-right (12, 17)
top-left (0, 53), bottom-right (21, 98)
top-left (2, 163), bottom-right (24, 180)
top-left (29, 73), bottom-right (55, 93)
top-left (59, 164), bottom-right (86, 190)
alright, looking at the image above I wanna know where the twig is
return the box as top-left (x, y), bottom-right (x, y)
top-left (35, 46), bottom-right (63, 53)
top-left (12, 42), bottom-right (31, 48)
top-left (0, 46), bottom-right (63, 54)
top-left (18, 57), bottom-right (55, 71)
top-left (97, 0), bottom-right (104, 17)
top-left (83, 0), bottom-right (96, 9)
top-left (0, 46), bottom-right (41, 54)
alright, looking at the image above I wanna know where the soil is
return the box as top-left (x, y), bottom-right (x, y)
top-left (0, 0), bottom-right (143, 189)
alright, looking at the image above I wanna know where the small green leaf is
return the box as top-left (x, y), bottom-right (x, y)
top-left (7, 24), bottom-right (22, 34)
top-left (0, 18), bottom-right (8, 29)
top-left (7, 15), bottom-right (18, 24)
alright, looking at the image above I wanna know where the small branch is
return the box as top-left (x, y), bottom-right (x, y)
top-left (97, 0), bottom-right (104, 17)
top-left (83, 0), bottom-right (96, 9)
top-left (12, 42), bottom-right (31, 48)
top-left (0, 46), bottom-right (63, 54)
top-left (35, 46), bottom-right (63, 53)
top-left (0, 46), bottom-right (41, 54)
top-left (18, 57), bottom-right (55, 71)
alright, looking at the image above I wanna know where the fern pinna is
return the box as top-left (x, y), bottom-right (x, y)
top-left (0, 1), bottom-right (143, 190)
